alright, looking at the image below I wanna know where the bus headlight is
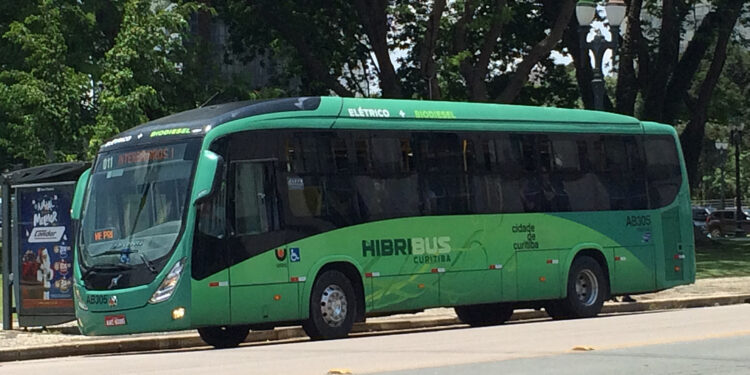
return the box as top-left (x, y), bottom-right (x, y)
top-left (149, 258), bottom-right (186, 304)
top-left (74, 284), bottom-right (88, 311)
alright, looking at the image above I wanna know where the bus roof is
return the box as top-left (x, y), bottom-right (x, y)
top-left (335, 97), bottom-right (639, 125)
top-left (99, 97), bottom-right (644, 152)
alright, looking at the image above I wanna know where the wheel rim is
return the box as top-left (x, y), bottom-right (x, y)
top-left (575, 269), bottom-right (599, 306)
top-left (711, 229), bottom-right (721, 238)
top-left (319, 284), bottom-right (348, 327)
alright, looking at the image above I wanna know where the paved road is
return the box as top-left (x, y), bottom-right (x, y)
top-left (379, 334), bottom-right (750, 375)
top-left (2, 305), bottom-right (749, 375)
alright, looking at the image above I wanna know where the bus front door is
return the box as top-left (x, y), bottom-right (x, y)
top-left (191, 182), bottom-right (232, 327)
top-left (227, 160), bottom-right (299, 326)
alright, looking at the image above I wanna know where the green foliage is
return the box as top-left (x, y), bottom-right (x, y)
top-left (0, 0), bottom-right (212, 168)
top-left (217, 0), bottom-right (368, 96)
top-left (694, 46), bottom-right (750, 201)
top-left (90, 0), bottom-right (204, 155)
top-left (0, 0), bottom-right (90, 165)
top-left (218, 0), bottom-right (578, 103)
top-left (0, 0), bottom-right (744, 179)
top-left (515, 62), bottom-right (580, 108)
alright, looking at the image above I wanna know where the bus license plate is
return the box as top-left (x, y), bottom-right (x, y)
top-left (104, 314), bottom-right (127, 327)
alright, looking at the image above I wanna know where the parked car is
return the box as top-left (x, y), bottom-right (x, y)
top-left (691, 206), bottom-right (711, 240)
top-left (692, 206), bottom-right (712, 222)
top-left (706, 208), bottom-right (750, 238)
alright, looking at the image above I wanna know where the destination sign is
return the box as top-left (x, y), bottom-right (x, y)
top-left (96, 143), bottom-right (187, 172)
top-left (93, 228), bottom-right (115, 242)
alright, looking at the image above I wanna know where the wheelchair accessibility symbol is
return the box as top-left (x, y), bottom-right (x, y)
top-left (290, 248), bottom-right (300, 262)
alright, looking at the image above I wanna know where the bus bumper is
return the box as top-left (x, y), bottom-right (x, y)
top-left (76, 299), bottom-right (191, 336)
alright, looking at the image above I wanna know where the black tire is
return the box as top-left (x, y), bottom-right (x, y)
top-left (198, 325), bottom-right (249, 348)
top-left (544, 300), bottom-right (567, 320)
top-left (302, 270), bottom-right (357, 340)
top-left (455, 302), bottom-right (514, 327)
top-left (548, 256), bottom-right (607, 319)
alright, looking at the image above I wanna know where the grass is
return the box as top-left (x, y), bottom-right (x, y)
top-left (695, 239), bottom-right (750, 279)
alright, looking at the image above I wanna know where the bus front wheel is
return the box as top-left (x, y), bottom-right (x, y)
top-left (198, 325), bottom-right (249, 348)
top-left (546, 256), bottom-right (607, 320)
top-left (302, 270), bottom-right (356, 340)
top-left (455, 302), bottom-right (514, 327)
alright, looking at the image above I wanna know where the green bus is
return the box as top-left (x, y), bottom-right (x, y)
top-left (72, 97), bottom-right (694, 347)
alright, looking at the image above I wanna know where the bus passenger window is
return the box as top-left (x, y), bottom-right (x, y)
top-left (234, 162), bottom-right (275, 235)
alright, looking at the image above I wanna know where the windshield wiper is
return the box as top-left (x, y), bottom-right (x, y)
top-left (138, 253), bottom-right (157, 274)
top-left (91, 248), bottom-right (139, 258)
top-left (91, 248), bottom-right (156, 273)
top-left (94, 263), bottom-right (134, 271)
top-left (115, 175), bottom-right (154, 267)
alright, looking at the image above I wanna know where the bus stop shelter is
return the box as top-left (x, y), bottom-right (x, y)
top-left (2, 162), bottom-right (89, 329)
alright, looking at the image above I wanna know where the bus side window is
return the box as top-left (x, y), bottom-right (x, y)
top-left (192, 179), bottom-right (227, 280)
top-left (644, 136), bottom-right (682, 208)
top-left (196, 182), bottom-right (226, 239)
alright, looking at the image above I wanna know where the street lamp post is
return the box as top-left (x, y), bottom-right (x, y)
top-left (576, 0), bottom-right (627, 111)
top-left (715, 141), bottom-right (728, 209)
top-left (730, 123), bottom-right (745, 237)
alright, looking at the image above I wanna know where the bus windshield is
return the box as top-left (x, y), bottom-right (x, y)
top-left (79, 141), bottom-right (198, 271)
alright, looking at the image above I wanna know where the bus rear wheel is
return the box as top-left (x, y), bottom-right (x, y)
top-left (302, 270), bottom-right (356, 340)
top-left (198, 325), bottom-right (249, 348)
top-left (455, 302), bottom-right (514, 327)
top-left (545, 256), bottom-right (607, 320)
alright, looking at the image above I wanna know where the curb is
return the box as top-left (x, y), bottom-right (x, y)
top-left (2, 294), bottom-right (749, 362)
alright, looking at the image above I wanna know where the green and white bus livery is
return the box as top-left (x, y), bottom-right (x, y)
top-left (72, 97), bottom-right (694, 347)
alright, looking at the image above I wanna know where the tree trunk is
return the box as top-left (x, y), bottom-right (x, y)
top-left (353, 0), bottom-right (402, 98)
top-left (662, 9), bottom-right (719, 125)
top-left (467, 0), bottom-right (508, 102)
top-left (562, 15), bottom-right (594, 109)
top-left (614, 0), bottom-right (643, 116)
top-left (496, 0), bottom-right (575, 104)
top-left (642, 0), bottom-right (681, 121)
top-left (453, 0), bottom-right (474, 99)
top-left (679, 0), bottom-right (743, 189)
top-left (419, 0), bottom-right (447, 100)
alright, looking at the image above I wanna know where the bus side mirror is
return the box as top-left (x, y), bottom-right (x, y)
top-left (192, 150), bottom-right (225, 205)
top-left (71, 168), bottom-right (91, 220)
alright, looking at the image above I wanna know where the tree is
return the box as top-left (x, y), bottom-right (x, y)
top-left (558, 0), bottom-right (747, 189)
top-left (694, 45), bottom-right (750, 201)
top-left (0, 0), bottom-right (210, 168)
top-left (602, 0), bottom-right (748, 188)
top-left (0, 0), bottom-right (91, 165)
top-left (678, 0), bottom-right (746, 188)
top-left (90, 0), bottom-right (204, 154)
top-left (217, 0), bottom-right (579, 105)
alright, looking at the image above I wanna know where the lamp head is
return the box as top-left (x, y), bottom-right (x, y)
top-left (576, 0), bottom-right (597, 26)
top-left (605, 0), bottom-right (627, 27)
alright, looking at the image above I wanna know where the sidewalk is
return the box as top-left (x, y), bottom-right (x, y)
top-left (1, 276), bottom-right (749, 362)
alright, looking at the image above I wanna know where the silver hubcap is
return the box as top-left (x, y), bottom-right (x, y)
top-left (575, 269), bottom-right (599, 306)
top-left (320, 284), bottom-right (348, 327)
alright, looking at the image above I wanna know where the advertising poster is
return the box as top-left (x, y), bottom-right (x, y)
top-left (16, 184), bottom-right (75, 313)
